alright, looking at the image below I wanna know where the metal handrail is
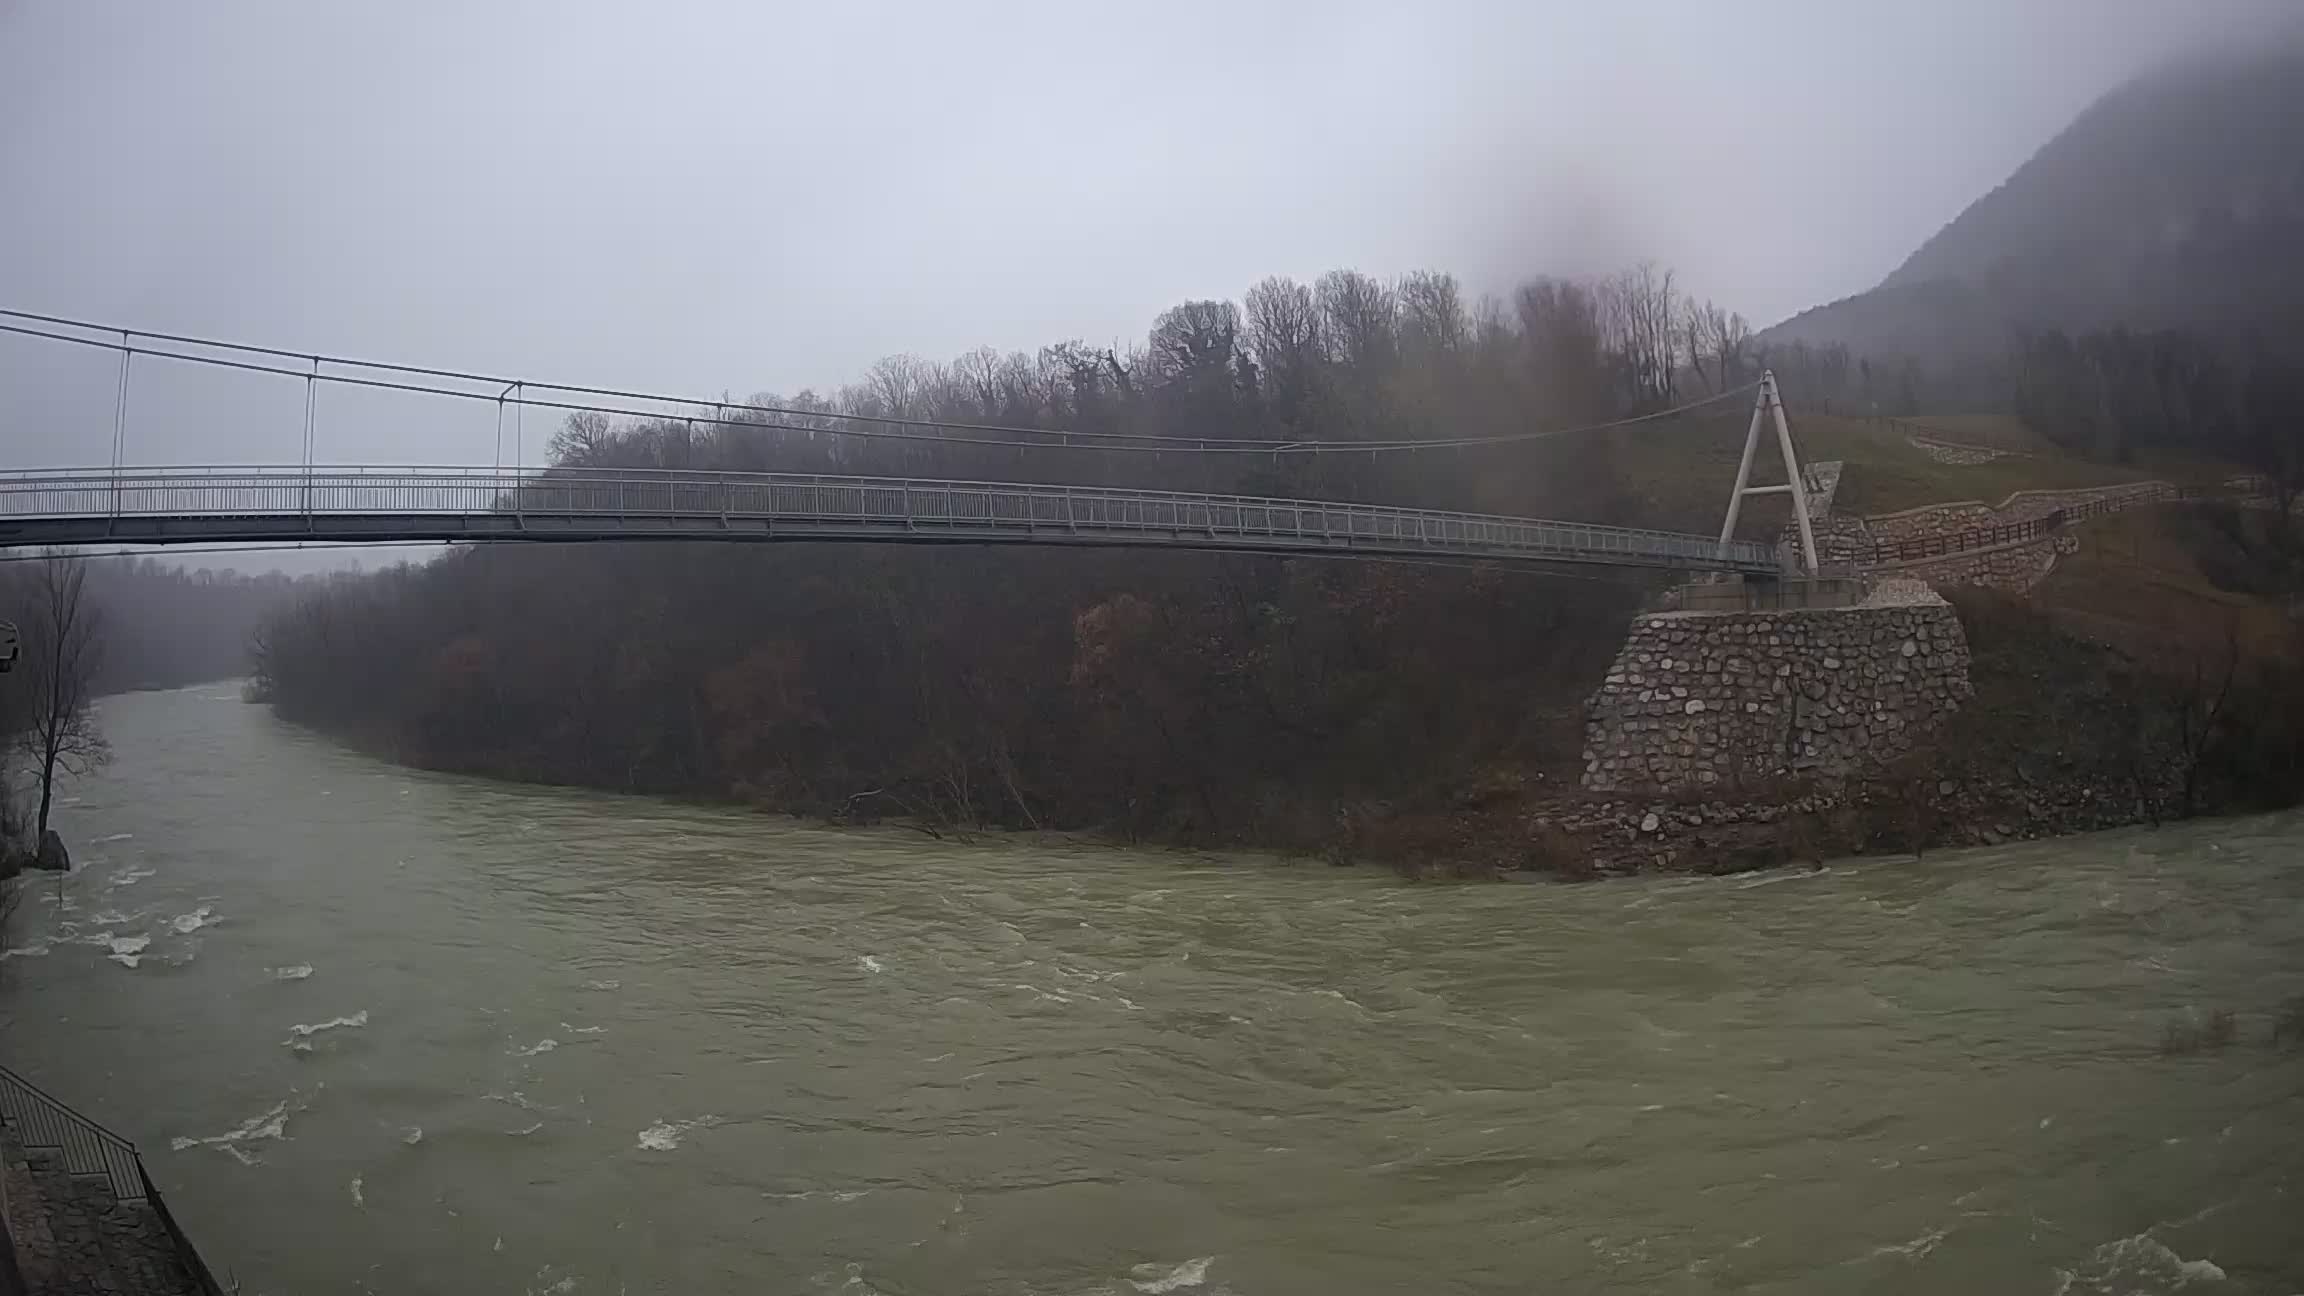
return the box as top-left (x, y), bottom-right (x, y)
top-left (0, 464), bottom-right (1782, 571)
top-left (1855, 482), bottom-right (2221, 566)
top-left (0, 1064), bottom-right (144, 1202)
top-left (0, 1064), bottom-right (232, 1294)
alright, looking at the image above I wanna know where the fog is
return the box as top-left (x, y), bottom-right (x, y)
top-left (0, 0), bottom-right (2293, 478)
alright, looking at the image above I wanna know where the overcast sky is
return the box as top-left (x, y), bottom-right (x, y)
top-left (0, 0), bottom-right (2294, 473)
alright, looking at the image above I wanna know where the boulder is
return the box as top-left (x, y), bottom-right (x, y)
top-left (33, 829), bottom-right (70, 872)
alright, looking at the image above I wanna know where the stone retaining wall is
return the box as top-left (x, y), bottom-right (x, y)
top-left (1875, 533), bottom-right (2080, 590)
top-left (1910, 437), bottom-right (2008, 465)
top-left (1582, 594), bottom-right (1973, 795)
top-left (1817, 481), bottom-right (2180, 593)
top-left (1863, 482), bottom-right (2172, 544)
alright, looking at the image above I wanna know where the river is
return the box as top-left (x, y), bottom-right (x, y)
top-left (2, 685), bottom-right (2301, 1295)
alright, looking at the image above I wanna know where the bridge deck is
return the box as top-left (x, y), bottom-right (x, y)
top-left (0, 467), bottom-right (1781, 573)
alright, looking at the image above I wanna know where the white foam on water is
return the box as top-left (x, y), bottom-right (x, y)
top-left (487, 1090), bottom-right (548, 1113)
top-left (2059, 1232), bottom-right (2226, 1292)
top-left (95, 832), bottom-right (134, 843)
top-left (582, 979), bottom-right (620, 991)
top-left (859, 955), bottom-right (886, 974)
top-left (636, 1115), bottom-right (719, 1151)
top-left (172, 1097), bottom-right (293, 1157)
top-left (1865, 1225), bottom-right (1948, 1262)
top-left (109, 867), bottom-right (155, 889)
top-left (1735, 865), bottom-right (1836, 890)
top-left (88, 909), bottom-right (142, 927)
top-left (508, 1122), bottom-right (543, 1136)
top-left (107, 933), bottom-right (151, 967)
top-left (1011, 982), bottom-right (1081, 1005)
top-left (285, 1011), bottom-right (369, 1046)
top-left (1128, 1257), bottom-right (1215, 1293)
top-left (270, 964), bottom-right (315, 981)
top-left (400, 1126), bottom-right (423, 1146)
top-left (557, 1023), bottom-right (605, 1035)
top-left (169, 905), bottom-right (217, 935)
top-left (349, 1175), bottom-right (364, 1207)
top-left (2, 941), bottom-right (50, 960)
top-left (513, 1039), bottom-right (558, 1057)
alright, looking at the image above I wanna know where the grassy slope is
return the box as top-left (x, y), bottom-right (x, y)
top-left (1591, 407), bottom-right (2226, 537)
top-left (2033, 505), bottom-right (2298, 667)
top-left (1898, 414), bottom-right (2050, 453)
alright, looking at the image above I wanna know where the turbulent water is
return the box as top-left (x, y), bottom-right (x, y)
top-left (4, 687), bottom-right (2303, 1295)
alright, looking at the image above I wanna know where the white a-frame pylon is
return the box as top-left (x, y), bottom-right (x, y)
top-left (1716, 370), bottom-right (1819, 574)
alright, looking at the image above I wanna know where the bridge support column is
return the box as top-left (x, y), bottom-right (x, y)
top-left (1581, 589), bottom-right (1973, 796)
top-left (1718, 372), bottom-right (1821, 574)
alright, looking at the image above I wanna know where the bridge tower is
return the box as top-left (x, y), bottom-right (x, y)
top-left (1716, 371), bottom-right (1820, 575)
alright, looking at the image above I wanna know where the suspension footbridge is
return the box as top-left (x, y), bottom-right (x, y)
top-left (0, 311), bottom-right (1809, 575)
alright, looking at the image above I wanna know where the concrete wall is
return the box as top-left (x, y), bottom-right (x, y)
top-left (1582, 593), bottom-right (1973, 795)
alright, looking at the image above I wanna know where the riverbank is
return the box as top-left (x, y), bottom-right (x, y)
top-left (241, 505), bottom-right (2304, 879)
top-left (1325, 585), bottom-right (2304, 878)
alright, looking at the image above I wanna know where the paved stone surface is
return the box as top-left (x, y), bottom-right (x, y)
top-left (2, 1123), bottom-right (200, 1295)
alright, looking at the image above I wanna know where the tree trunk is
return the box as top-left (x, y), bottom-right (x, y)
top-left (35, 745), bottom-right (57, 840)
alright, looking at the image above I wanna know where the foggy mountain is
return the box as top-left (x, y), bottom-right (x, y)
top-left (1762, 44), bottom-right (2304, 365)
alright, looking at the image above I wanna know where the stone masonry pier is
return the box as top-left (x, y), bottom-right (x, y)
top-left (1582, 584), bottom-right (1973, 796)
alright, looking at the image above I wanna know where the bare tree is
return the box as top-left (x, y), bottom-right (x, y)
top-left (948, 346), bottom-right (1007, 418)
top-left (11, 553), bottom-right (110, 844)
top-left (1314, 269), bottom-right (1398, 376)
top-left (1515, 277), bottom-right (1611, 421)
top-left (1680, 298), bottom-right (1753, 394)
top-left (1396, 270), bottom-right (1469, 358)
top-left (858, 354), bottom-right (939, 420)
top-left (1244, 275), bottom-right (1322, 418)
top-left (2173, 618), bottom-right (2242, 818)
top-left (1682, 297), bottom-right (1715, 395)
top-left (1147, 300), bottom-right (1243, 380)
top-left (1597, 262), bottom-right (1679, 408)
top-left (547, 410), bottom-right (618, 466)
top-left (1715, 308), bottom-right (1752, 389)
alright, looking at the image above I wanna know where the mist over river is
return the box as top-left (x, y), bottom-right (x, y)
top-left (3, 685), bottom-right (2301, 1294)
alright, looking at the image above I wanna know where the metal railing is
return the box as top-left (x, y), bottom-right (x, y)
top-left (0, 465), bottom-right (1783, 572)
top-left (0, 1064), bottom-right (231, 1294)
top-left (0, 1064), bottom-right (145, 1202)
top-left (1854, 482), bottom-right (2228, 566)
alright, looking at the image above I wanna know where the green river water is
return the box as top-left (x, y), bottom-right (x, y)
top-left (3, 685), bottom-right (2301, 1294)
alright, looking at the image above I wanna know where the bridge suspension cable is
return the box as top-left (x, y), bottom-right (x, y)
top-left (0, 308), bottom-right (1756, 459)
